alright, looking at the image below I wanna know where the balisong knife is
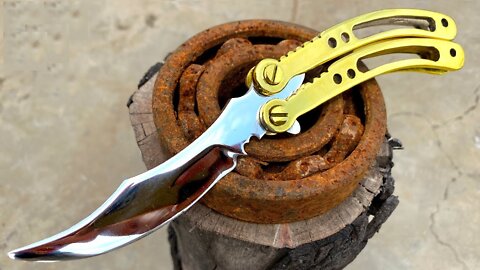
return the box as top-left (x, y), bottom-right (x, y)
top-left (9, 9), bottom-right (464, 261)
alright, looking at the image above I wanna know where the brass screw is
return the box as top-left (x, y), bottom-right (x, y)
top-left (269, 105), bottom-right (288, 126)
top-left (263, 64), bottom-right (283, 85)
top-left (245, 67), bottom-right (254, 88)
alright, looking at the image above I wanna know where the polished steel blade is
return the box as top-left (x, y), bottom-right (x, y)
top-left (8, 74), bottom-right (305, 261)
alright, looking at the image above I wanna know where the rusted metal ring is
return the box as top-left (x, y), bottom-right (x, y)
top-left (152, 20), bottom-right (386, 223)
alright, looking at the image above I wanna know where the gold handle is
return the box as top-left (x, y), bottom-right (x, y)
top-left (249, 9), bottom-right (457, 96)
top-left (260, 38), bottom-right (465, 133)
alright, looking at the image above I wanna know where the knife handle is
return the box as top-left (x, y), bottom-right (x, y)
top-left (260, 38), bottom-right (464, 133)
top-left (249, 9), bottom-right (457, 96)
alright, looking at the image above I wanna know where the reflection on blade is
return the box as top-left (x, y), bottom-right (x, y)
top-left (9, 147), bottom-right (237, 261)
top-left (8, 74), bottom-right (305, 261)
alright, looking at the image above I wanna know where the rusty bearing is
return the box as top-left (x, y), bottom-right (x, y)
top-left (152, 20), bottom-right (386, 223)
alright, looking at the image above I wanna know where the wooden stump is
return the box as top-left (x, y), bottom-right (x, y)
top-left (128, 64), bottom-right (400, 270)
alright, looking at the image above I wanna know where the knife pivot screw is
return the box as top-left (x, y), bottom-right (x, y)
top-left (261, 99), bottom-right (292, 133)
top-left (269, 105), bottom-right (289, 126)
top-left (263, 64), bottom-right (283, 85)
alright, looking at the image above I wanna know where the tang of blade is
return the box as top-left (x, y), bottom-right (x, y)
top-left (8, 74), bottom-right (305, 261)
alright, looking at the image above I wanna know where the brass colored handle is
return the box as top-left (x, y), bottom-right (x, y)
top-left (260, 38), bottom-right (465, 133)
top-left (249, 9), bottom-right (457, 96)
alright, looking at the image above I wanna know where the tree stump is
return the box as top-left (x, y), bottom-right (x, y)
top-left (127, 20), bottom-right (400, 270)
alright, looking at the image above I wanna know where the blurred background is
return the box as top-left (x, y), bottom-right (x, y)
top-left (0, 0), bottom-right (478, 269)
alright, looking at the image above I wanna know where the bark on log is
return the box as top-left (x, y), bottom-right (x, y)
top-left (128, 65), bottom-right (400, 270)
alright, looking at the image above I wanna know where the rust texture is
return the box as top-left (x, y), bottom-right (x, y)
top-left (152, 20), bottom-right (387, 223)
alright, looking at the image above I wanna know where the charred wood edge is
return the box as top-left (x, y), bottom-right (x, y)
top-left (130, 63), bottom-right (401, 270)
top-left (127, 62), bottom-right (164, 108)
top-left (138, 62), bottom-right (164, 90)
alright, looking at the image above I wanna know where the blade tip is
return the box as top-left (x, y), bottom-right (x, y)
top-left (7, 250), bottom-right (20, 260)
top-left (7, 247), bottom-right (42, 261)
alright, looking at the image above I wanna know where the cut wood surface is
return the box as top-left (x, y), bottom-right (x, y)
top-left (128, 68), bottom-right (399, 270)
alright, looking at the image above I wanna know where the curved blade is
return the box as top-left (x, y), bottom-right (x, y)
top-left (8, 74), bottom-right (305, 261)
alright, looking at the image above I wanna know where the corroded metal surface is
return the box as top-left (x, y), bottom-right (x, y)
top-left (152, 20), bottom-right (387, 223)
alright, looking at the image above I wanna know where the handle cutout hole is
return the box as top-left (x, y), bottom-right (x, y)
top-left (441, 18), bottom-right (449, 27)
top-left (353, 16), bottom-right (436, 39)
top-left (356, 47), bottom-right (440, 72)
top-left (328, 37), bottom-right (337, 48)
top-left (333, 74), bottom-right (342, 84)
top-left (450, 48), bottom-right (456, 57)
top-left (341, 32), bottom-right (350, 43)
top-left (347, 69), bottom-right (356, 79)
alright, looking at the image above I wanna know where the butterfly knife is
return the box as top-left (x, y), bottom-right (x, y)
top-left (9, 9), bottom-right (464, 261)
